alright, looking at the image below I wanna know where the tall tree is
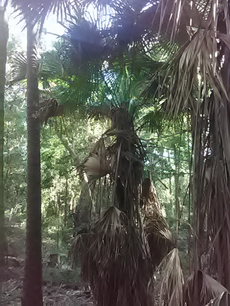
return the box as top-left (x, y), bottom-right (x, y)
top-left (21, 23), bottom-right (42, 306)
top-left (143, 0), bottom-right (230, 291)
top-left (0, 0), bottom-right (8, 302)
top-left (10, 1), bottom-right (78, 305)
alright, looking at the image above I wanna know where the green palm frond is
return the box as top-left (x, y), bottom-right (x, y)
top-left (11, 0), bottom-right (80, 29)
top-left (138, 106), bottom-right (165, 133)
top-left (39, 50), bottom-right (64, 81)
top-left (7, 49), bottom-right (63, 87)
top-left (7, 42), bottom-right (104, 112)
top-left (65, 18), bottom-right (110, 66)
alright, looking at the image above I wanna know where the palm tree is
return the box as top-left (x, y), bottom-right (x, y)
top-left (72, 107), bottom-right (173, 306)
top-left (65, 0), bottom-right (230, 302)
top-left (62, 57), bottom-right (173, 304)
top-left (0, 0), bottom-right (8, 302)
top-left (143, 0), bottom-right (230, 292)
top-left (10, 1), bottom-right (78, 305)
top-left (21, 22), bottom-right (43, 306)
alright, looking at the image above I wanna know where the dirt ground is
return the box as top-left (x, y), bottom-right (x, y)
top-left (2, 266), bottom-right (93, 306)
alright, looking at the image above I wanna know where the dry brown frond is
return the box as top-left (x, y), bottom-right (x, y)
top-left (83, 137), bottom-right (111, 178)
top-left (71, 206), bottom-right (153, 306)
top-left (144, 212), bottom-right (173, 268)
top-left (82, 103), bottom-right (145, 217)
top-left (163, 28), bottom-right (228, 116)
top-left (184, 270), bottom-right (227, 306)
top-left (157, 248), bottom-right (184, 306)
top-left (84, 154), bottom-right (111, 178)
top-left (205, 291), bottom-right (230, 306)
top-left (142, 179), bottom-right (174, 267)
top-left (36, 98), bottom-right (64, 124)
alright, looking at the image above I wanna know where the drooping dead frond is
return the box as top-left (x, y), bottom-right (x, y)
top-left (144, 211), bottom-right (173, 268)
top-left (142, 178), bottom-right (174, 267)
top-left (84, 153), bottom-right (110, 178)
top-left (72, 206), bottom-right (153, 306)
top-left (35, 98), bottom-right (64, 125)
top-left (143, 2), bottom-right (230, 116)
top-left (157, 248), bottom-right (184, 306)
top-left (205, 291), bottom-right (230, 306)
top-left (161, 28), bottom-right (228, 116)
top-left (83, 137), bottom-right (111, 178)
top-left (184, 270), bottom-right (228, 306)
top-left (82, 102), bottom-right (145, 218)
top-left (7, 52), bottom-right (27, 86)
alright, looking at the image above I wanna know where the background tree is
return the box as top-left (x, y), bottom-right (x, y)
top-left (0, 0), bottom-right (8, 302)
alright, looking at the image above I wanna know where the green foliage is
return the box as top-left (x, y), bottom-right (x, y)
top-left (4, 88), bottom-right (27, 216)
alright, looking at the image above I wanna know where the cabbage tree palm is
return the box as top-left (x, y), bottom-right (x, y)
top-left (143, 0), bottom-right (230, 292)
top-left (72, 99), bottom-right (173, 306)
top-left (33, 32), bottom-right (174, 304)
top-left (10, 1), bottom-right (78, 305)
top-left (76, 0), bottom-right (230, 301)
top-left (0, 0), bottom-right (8, 303)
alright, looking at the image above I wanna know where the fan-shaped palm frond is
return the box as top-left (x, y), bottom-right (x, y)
top-left (7, 52), bottom-right (27, 86)
top-left (157, 248), bottom-right (184, 306)
top-left (7, 49), bottom-right (63, 87)
top-left (142, 178), bottom-right (174, 267)
top-left (66, 18), bottom-right (110, 66)
top-left (184, 270), bottom-right (228, 306)
top-left (144, 26), bottom-right (230, 117)
top-left (11, 0), bottom-right (80, 29)
top-left (7, 42), bottom-right (104, 116)
top-left (205, 292), bottom-right (230, 306)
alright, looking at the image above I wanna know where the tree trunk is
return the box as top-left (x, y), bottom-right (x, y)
top-left (0, 5), bottom-right (8, 302)
top-left (64, 176), bottom-right (68, 226)
top-left (174, 145), bottom-right (180, 246)
top-left (22, 23), bottom-right (43, 306)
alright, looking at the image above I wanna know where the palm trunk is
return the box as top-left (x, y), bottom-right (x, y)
top-left (0, 5), bottom-right (8, 302)
top-left (22, 23), bottom-right (43, 306)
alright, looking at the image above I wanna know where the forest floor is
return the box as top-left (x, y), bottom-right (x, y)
top-left (2, 264), bottom-right (93, 306)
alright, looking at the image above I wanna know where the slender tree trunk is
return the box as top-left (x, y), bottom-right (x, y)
top-left (168, 151), bottom-right (173, 216)
top-left (174, 145), bottom-right (180, 246)
top-left (187, 115), bottom-right (192, 273)
top-left (0, 5), bottom-right (8, 302)
top-left (22, 23), bottom-right (43, 306)
top-left (64, 176), bottom-right (68, 226)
